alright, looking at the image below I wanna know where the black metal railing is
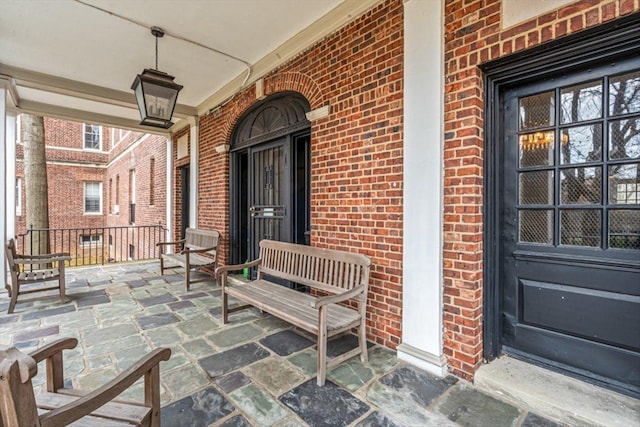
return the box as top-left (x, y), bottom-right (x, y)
top-left (18, 224), bottom-right (166, 267)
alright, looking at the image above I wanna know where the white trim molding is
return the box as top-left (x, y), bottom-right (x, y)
top-left (305, 105), bottom-right (331, 121)
top-left (397, 343), bottom-right (448, 377)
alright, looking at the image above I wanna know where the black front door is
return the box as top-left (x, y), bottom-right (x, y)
top-left (249, 138), bottom-right (290, 260)
top-left (499, 59), bottom-right (640, 395)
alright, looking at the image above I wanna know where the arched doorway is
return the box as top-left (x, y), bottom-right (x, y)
top-left (229, 92), bottom-right (311, 267)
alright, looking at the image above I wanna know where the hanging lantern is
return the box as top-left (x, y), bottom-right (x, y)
top-left (131, 27), bottom-right (182, 129)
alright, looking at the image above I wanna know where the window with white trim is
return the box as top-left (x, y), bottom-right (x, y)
top-left (83, 124), bottom-right (102, 150)
top-left (80, 234), bottom-right (103, 246)
top-left (84, 181), bottom-right (102, 214)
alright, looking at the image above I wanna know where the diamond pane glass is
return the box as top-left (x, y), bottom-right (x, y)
top-left (608, 163), bottom-right (640, 204)
top-left (609, 70), bottom-right (640, 116)
top-left (519, 132), bottom-right (554, 166)
top-left (559, 124), bottom-right (602, 164)
top-left (520, 92), bottom-right (555, 130)
top-left (519, 171), bottom-right (554, 205)
top-left (609, 118), bottom-right (640, 160)
top-left (560, 80), bottom-right (602, 124)
top-left (609, 210), bottom-right (640, 250)
top-left (560, 209), bottom-right (601, 247)
top-left (519, 210), bottom-right (553, 244)
top-left (560, 167), bottom-right (601, 205)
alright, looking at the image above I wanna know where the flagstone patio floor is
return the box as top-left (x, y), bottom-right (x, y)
top-left (1, 261), bottom-right (570, 426)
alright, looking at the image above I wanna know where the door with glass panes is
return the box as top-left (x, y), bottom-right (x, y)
top-left (500, 59), bottom-right (640, 394)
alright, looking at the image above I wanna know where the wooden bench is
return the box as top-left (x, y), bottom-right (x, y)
top-left (0, 337), bottom-right (171, 427)
top-left (215, 239), bottom-right (371, 386)
top-left (157, 228), bottom-right (220, 291)
top-left (4, 238), bottom-right (72, 314)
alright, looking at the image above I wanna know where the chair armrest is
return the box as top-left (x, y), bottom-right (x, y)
top-left (311, 285), bottom-right (366, 309)
top-left (182, 246), bottom-right (217, 255)
top-left (156, 239), bottom-right (186, 247)
top-left (38, 348), bottom-right (171, 427)
top-left (29, 338), bottom-right (78, 363)
top-left (215, 259), bottom-right (262, 276)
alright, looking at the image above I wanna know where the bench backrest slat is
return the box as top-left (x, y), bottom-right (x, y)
top-left (258, 240), bottom-right (370, 295)
top-left (184, 228), bottom-right (220, 255)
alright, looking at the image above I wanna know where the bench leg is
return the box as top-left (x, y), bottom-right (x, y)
top-left (358, 314), bottom-right (368, 363)
top-left (58, 262), bottom-right (67, 304)
top-left (222, 291), bottom-right (229, 324)
top-left (317, 308), bottom-right (328, 386)
top-left (184, 257), bottom-right (191, 292)
top-left (159, 257), bottom-right (165, 275)
top-left (8, 285), bottom-right (19, 314)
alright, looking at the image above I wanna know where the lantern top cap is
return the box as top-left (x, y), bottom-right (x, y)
top-left (151, 26), bottom-right (165, 38)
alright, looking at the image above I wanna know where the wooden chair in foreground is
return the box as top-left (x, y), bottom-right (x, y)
top-left (0, 337), bottom-right (171, 427)
top-left (4, 238), bottom-right (72, 314)
top-left (157, 228), bottom-right (220, 291)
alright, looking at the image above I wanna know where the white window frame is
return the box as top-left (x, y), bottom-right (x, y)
top-left (84, 181), bottom-right (103, 214)
top-left (16, 177), bottom-right (22, 216)
top-left (83, 124), bottom-right (102, 151)
top-left (79, 234), bottom-right (103, 247)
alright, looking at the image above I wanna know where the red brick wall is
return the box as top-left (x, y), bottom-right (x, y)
top-left (173, 0), bottom-right (404, 348)
top-left (443, 0), bottom-right (640, 380)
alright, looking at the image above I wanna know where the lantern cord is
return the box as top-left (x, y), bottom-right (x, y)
top-left (73, 0), bottom-right (252, 86)
top-left (155, 35), bottom-right (159, 70)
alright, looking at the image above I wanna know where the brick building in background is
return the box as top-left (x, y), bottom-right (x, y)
top-left (15, 117), bottom-right (168, 264)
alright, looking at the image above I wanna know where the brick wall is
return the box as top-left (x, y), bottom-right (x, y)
top-left (443, 0), bottom-right (640, 380)
top-left (174, 0), bottom-right (404, 348)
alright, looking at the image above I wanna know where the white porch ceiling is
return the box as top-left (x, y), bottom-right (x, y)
top-left (1, 0), bottom-right (381, 134)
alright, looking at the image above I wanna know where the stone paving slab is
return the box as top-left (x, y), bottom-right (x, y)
top-left (199, 342), bottom-right (271, 378)
top-left (280, 379), bottom-right (370, 427)
top-left (259, 329), bottom-right (314, 356)
top-left (161, 386), bottom-right (234, 427)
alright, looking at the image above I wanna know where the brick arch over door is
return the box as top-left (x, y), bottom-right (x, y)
top-left (221, 72), bottom-right (324, 143)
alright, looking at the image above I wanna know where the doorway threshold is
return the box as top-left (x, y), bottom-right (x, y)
top-left (474, 356), bottom-right (639, 426)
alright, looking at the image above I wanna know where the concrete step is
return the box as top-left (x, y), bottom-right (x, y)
top-left (474, 356), bottom-right (640, 427)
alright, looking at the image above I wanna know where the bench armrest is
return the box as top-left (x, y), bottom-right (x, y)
top-left (14, 254), bottom-right (71, 265)
top-left (215, 258), bottom-right (262, 277)
top-left (311, 284), bottom-right (366, 308)
top-left (38, 347), bottom-right (171, 427)
top-left (16, 252), bottom-right (70, 260)
top-left (182, 246), bottom-right (217, 255)
top-left (156, 239), bottom-right (186, 247)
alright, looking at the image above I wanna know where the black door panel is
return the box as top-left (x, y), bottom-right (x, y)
top-left (499, 58), bottom-right (640, 394)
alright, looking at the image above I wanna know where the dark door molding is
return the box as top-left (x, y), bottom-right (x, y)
top-left (481, 14), bottom-right (640, 361)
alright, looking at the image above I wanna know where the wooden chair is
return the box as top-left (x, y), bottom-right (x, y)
top-left (4, 238), bottom-right (72, 314)
top-left (157, 228), bottom-right (220, 291)
top-left (0, 337), bottom-right (171, 427)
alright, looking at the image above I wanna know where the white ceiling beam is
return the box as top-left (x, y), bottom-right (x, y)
top-left (17, 99), bottom-right (169, 136)
top-left (0, 63), bottom-right (197, 119)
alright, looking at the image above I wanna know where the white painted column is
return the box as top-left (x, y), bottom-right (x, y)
top-left (398, 0), bottom-right (447, 376)
top-left (165, 136), bottom-right (173, 244)
top-left (189, 118), bottom-right (199, 228)
top-left (1, 80), bottom-right (17, 283)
